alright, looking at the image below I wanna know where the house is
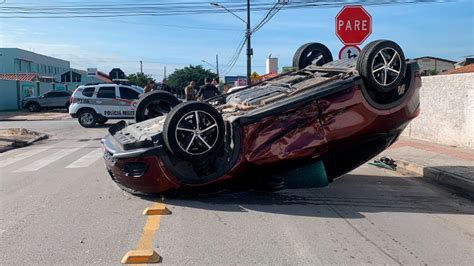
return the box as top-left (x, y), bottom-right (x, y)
top-left (414, 56), bottom-right (456, 75)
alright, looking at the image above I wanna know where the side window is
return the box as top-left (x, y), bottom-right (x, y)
top-left (44, 92), bottom-right (55, 97)
top-left (97, 86), bottom-right (116, 99)
top-left (119, 87), bottom-right (140, 100)
top-left (81, 87), bottom-right (95, 97)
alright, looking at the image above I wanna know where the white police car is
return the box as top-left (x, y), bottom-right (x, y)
top-left (69, 83), bottom-right (143, 127)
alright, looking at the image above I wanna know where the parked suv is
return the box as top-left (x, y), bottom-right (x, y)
top-left (23, 91), bottom-right (72, 112)
top-left (69, 83), bottom-right (143, 127)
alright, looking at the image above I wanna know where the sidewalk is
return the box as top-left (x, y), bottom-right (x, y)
top-left (0, 110), bottom-right (71, 121)
top-left (380, 137), bottom-right (474, 198)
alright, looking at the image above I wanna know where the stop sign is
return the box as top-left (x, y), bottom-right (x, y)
top-left (336, 5), bottom-right (372, 45)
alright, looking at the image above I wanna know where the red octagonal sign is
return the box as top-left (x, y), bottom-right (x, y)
top-left (336, 5), bottom-right (372, 45)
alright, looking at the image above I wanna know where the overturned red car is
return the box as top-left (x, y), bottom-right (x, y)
top-left (102, 40), bottom-right (421, 194)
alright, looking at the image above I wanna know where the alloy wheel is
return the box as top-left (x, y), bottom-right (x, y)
top-left (174, 110), bottom-right (219, 156)
top-left (371, 47), bottom-right (402, 87)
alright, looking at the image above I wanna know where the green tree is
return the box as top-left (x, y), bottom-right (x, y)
top-left (167, 65), bottom-right (218, 97)
top-left (127, 72), bottom-right (154, 88)
top-left (429, 69), bottom-right (439, 76)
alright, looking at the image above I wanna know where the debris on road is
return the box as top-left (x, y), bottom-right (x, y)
top-left (369, 156), bottom-right (397, 170)
top-left (0, 128), bottom-right (48, 152)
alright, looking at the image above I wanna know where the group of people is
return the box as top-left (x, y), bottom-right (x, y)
top-left (143, 79), bottom-right (172, 94)
top-left (184, 78), bottom-right (220, 101)
top-left (144, 77), bottom-right (221, 101)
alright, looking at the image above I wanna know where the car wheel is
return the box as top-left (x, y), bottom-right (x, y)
top-left (292, 42), bottom-right (333, 70)
top-left (27, 102), bottom-right (40, 112)
top-left (163, 102), bottom-right (225, 161)
top-left (357, 40), bottom-right (406, 93)
top-left (97, 118), bottom-right (108, 125)
top-left (78, 109), bottom-right (98, 128)
top-left (135, 91), bottom-right (180, 122)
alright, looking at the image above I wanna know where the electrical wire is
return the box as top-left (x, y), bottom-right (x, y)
top-left (0, 1), bottom-right (450, 18)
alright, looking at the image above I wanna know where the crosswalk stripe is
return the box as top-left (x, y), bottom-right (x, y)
top-left (0, 147), bottom-right (52, 168)
top-left (14, 142), bottom-right (90, 172)
top-left (65, 148), bottom-right (103, 168)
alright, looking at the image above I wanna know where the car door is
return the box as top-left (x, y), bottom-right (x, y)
top-left (118, 86), bottom-right (141, 118)
top-left (95, 86), bottom-right (122, 118)
top-left (46, 91), bottom-right (69, 107)
top-left (56, 91), bottom-right (71, 107)
top-left (39, 92), bottom-right (55, 107)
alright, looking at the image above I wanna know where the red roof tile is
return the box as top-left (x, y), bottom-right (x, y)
top-left (441, 64), bottom-right (474, 75)
top-left (0, 73), bottom-right (38, 81)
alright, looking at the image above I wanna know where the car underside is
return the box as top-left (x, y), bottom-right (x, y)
top-left (102, 40), bottom-right (422, 195)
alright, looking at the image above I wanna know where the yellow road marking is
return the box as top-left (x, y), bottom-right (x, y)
top-left (143, 202), bottom-right (172, 216)
top-left (121, 202), bottom-right (171, 264)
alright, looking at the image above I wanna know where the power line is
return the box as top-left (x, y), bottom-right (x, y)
top-left (0, 1), bottom-right (450, 18)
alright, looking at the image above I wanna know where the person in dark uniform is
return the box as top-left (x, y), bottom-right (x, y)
top-left (196, 77), bottom-right (220, 101)
top-left (159, 79), bottom-right (172, 93)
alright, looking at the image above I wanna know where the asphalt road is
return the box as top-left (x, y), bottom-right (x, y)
top-left (1, 119), bottom-right (473, 265)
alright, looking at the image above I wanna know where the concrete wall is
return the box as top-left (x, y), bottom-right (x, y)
top-left (0, 80), bottom-right (72, 111)
top-left (403, 73), bottom-right (474, 149)
top-left (0, 80), bottom-right (19, 110)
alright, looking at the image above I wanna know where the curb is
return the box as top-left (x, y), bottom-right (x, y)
top-left (0, 133), bottom-right (49, 153)
top-left (395, 159), bottom-right (474, 198)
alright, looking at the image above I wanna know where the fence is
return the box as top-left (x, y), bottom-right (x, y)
top-left (0, 80), bottom-right (73, 111)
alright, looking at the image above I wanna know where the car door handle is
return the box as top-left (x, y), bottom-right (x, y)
top-left (96, 100), bottom-right (102, 104)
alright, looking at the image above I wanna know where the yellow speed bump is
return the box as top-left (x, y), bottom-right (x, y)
top-left (121, 249), bottom-right (161, 264)
top-left (142, 202), bottom-right (172, 216)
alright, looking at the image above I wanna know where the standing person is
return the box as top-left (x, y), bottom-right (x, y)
top-left (184, 81), bottom-right (196, 101)
top-left (211, 78), bottom-right (222, 93)
top-left (196, 77), bottom-right (220, 101)
top-left (159, 79), bottom-right (172, 93)
top-left (143, 79), bottom-right (156, 94)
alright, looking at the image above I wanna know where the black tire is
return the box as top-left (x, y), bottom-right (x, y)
top-left (135, 91), bottom-right (180, 122)
top-left (292, 42), bottom-right (333, 70)
top-left (97, 118), bottom-right (108, 125)
top-left (27, 102), bottom-right (40, 112)
top-left (65, 102), bottom-right (70, 111)
top-left (163, 101), bottom-right (225, 161)
top-left (357, 40), bottom-right (406, 93)
top-left (78, 109), bottom-right (98, 128)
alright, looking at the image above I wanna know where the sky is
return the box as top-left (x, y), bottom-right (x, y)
top-left (0, 0), bottom-right (473, 81)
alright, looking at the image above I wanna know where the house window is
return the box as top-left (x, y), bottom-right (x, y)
top-left (61, 71), bottom-right (70, 82)
top-left (14, 59), bottom-right (20, 72)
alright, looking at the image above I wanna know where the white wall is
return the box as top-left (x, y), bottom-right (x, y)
top-left (403, 73), bottom-right (474, 149)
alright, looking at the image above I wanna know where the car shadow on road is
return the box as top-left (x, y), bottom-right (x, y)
top-left (141, 173), bottom-right (474, 219)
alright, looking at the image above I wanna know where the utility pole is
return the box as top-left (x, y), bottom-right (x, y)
top-left (210, 1), bottom-right (251, 84)
top-left (140, 60), bottom-right (143, 74)
top-left (246, 0), bottom-right (252, 85)
top-left (164, 66), bottom-right (167, 80)
top-left (215, 54), bottom-right (219, 80)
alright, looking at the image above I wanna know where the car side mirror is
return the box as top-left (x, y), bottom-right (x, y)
top-left (40, 95), bottom-right (46, 98)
